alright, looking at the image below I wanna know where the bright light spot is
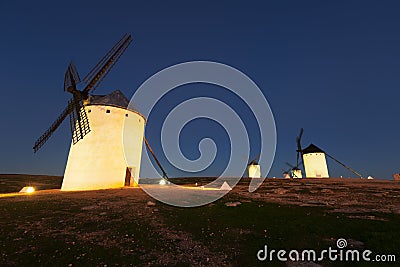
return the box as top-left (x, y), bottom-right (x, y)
top-left (20, 186), bottom-right (36, 193)
top-left (19, 186), bottom-right (35, 194)
top-left (26, 187), bottom-right (35, 193)
top-left (159, 179), bottom-right (167, 185)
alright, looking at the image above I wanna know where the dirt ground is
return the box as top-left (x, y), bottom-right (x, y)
top-left (1, 177), bottom-right (399, 266)
top-left (235, 178), bottom-right (400, 216)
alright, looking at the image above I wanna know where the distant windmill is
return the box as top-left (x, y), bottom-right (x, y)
top-left (294, 128), bottom-right (363, 179)
top-left (285, 162), bottom-right (303, 178)
top-left (282, 170), bottom-right (291, 179)
top-left (281, 165), bottom-right (293, 179)
top-left (302, 143), bottom-right (330, 178)
top-left (33, 34), bottom-right (154, 190)
top-left (247, 153), bottom-right (261, 178)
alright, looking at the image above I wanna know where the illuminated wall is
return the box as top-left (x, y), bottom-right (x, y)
top-left (303, 152), bottom-right (329, 178)
top-left (61, 105), bottom-right (145, 191)
top-left (248, 164), bottom-right (261, 178)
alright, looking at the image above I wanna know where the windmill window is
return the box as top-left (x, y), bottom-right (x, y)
top-left (88, 109), bottom-right (91, 113)
top-left (125, 114), bottom-right (128, 117)
top-left (106, 110), bottom-right (110, 113)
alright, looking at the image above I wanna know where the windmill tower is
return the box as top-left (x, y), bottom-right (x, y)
top-left (302, 144), bottom-right (329, 178)
top-left (33, 34), bottom-right (146, 191)
top-left (247, 154), bottom-right (261, 178)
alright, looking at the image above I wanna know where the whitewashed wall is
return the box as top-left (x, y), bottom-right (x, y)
top-left (62, 105), bottom-right (145, 191)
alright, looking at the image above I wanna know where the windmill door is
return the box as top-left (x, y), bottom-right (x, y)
top-left (125, 167), bottom-right (136, 186)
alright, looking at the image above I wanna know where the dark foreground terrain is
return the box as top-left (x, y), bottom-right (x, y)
top-left (1, 175), bottom-right (399, 266)
top-left (0, 174), bottom-right (62, 194)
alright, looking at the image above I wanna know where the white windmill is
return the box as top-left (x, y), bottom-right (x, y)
top-left (247, 154), bottom-right (261, 178)
top-left (294, 128), bottom-right (329, 178)
top-left (284, 162), bottom-right (303, 178)
top-left (302, 144), bottom-right (330, 178)
top-left (33, 34), bottom-right (149, 191)
top-left (295, 128), bottom-right (363, 179)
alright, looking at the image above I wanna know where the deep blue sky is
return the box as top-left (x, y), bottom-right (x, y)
top-left (0, 1), bottom-right (399, 179)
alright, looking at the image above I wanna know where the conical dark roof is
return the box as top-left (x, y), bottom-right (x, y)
top-left (302, 143), bottom-right (324, 154)
top-left (248, 159), bottom-right (259, 166)
top-left (87, 90), bottom-right (137, 111)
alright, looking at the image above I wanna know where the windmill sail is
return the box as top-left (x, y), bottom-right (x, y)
top-left (33, 34), bottom-right (133, 152)
top-left (82, 34), bottom-right (133, 94)
top-left (296, 128), bottom-right (304, 168)
top-left (69, 99), bottom-right (90, 144)
top-left (83, 34), bottom-right (129, 84)
top-left (64, 61), bottom-right (81, 92)
top-left (33, 102), bottom-right (74, 152)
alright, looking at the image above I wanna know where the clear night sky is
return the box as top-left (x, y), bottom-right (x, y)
top-left (0, 1), bottom-right (399, 179)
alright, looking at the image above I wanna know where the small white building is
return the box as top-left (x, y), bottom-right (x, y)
top-left (302, 144), bottom-right (329, 178)
top-left (62, 90), bottom-right (145, 191)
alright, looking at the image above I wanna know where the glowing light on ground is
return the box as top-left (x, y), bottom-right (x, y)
top-left (26, 187), bottom-right (35, 193)
top-left (19, 186), bottom-right (35, 194)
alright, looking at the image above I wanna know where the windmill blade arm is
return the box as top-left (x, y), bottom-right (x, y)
top-left (64, 61), bottom-right (81, 92)
top-left (325, 152), bottom-right (363, 178)
top-left (296, 128), bottom-right (304, 152)
top-left (298, 160), bottom-right (304, 168)
top-left (144, 137), bottom-right (169, 179)
top-left (286, 162), bottom-right (295, 168)
top-left (82, 34), bottom-right (132, 94)
top-left (253, 153), bottom-right (261, 163)
top-left (83, 34), bottom-right (128, 84)
top-left (298, 128), bottom-right (304, 140)
top-left (33, 101), bottom-right (74, 152)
